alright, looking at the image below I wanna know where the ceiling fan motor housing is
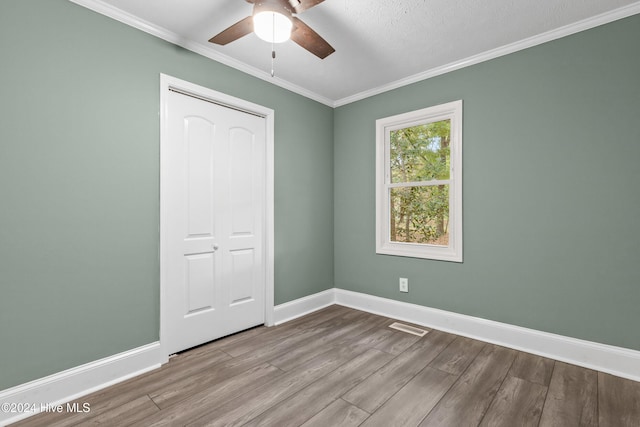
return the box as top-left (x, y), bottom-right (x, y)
top-left (253, 0), bottom-right (294, 18)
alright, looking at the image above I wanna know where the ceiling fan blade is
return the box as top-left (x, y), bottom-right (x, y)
top-left (291, 0), bottom-right (325, 14)
top-left (290, 17), bottom-right (334, 59)
top-left (209, 16), bottom-right (254, 45)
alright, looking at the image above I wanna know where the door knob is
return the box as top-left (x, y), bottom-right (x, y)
top-left (212, 244), bottom-right (219, 251)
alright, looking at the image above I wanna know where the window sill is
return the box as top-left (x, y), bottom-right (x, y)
top-left (376, 242), bottom-right (462, 262)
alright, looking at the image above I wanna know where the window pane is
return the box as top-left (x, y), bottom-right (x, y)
top-left (390, 120), bottom-right (451, 183)
top-left (390, 185), bottom-right (449, 246)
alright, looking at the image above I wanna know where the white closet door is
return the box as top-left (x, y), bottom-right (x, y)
top-left (164, 90), bottom-right (266, 354)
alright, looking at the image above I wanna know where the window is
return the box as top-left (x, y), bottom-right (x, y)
top-left (376, 100), bottom-right (462, 262)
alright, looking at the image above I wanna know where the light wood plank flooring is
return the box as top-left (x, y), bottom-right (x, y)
top-left (13, 305), bottom-right (640, 426)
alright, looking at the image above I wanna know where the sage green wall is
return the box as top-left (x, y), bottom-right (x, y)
top-left (2, 0), bottom-right (638, 394)
top-left (334, 14), bottom-right (640, 351)
top-left (0, 0), bottom-right (333, 390)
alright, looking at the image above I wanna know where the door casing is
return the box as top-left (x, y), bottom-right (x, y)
top-left (159, 73), bottom-right (275, 362)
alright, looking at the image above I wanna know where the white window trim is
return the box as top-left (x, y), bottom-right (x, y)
top-left (375, 100), bottom-right (463, 262)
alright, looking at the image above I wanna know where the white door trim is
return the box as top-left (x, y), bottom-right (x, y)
top-left (159, 74), bottom-right (275, 362)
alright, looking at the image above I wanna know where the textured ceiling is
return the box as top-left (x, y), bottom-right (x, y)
top-left (73, 0), bottom-right (640, 106)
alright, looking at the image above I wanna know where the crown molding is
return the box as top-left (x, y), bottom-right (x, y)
top-left (68, 0), bottom-right (335, 107)
top-left (69, 0), bottom-right (640, 108)
top-left (333, 2), bottom-right (640, 107)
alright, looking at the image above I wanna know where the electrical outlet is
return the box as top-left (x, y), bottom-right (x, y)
top-left (399, 278), bottom-right (409, 293)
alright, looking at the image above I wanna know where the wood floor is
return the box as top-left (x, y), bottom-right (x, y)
top-left (14, 305), bottom-right (640, 427)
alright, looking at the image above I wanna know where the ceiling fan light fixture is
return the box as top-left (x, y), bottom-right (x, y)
top-left (209, 0), bottom-right (334, 59)
top-left (253, 11), bottom-right (292, 43)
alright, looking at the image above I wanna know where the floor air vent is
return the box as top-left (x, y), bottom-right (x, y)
top-left (389, 322), bottom-right (428, 337)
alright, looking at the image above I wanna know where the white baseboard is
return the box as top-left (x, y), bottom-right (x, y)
top-left (272, 288), bottom-right (640, 382)
top-left (0, 342), bottom-right (162, 425)
top-left (4, 288), bottom-right (639, 426)
top-left (273, 289), bottom-right (336, 325)
top-left (333, 288), bottom-right (640, 382)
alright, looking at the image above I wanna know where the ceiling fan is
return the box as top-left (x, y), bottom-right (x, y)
top-left (209, 0), bottom-right (335, 59)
